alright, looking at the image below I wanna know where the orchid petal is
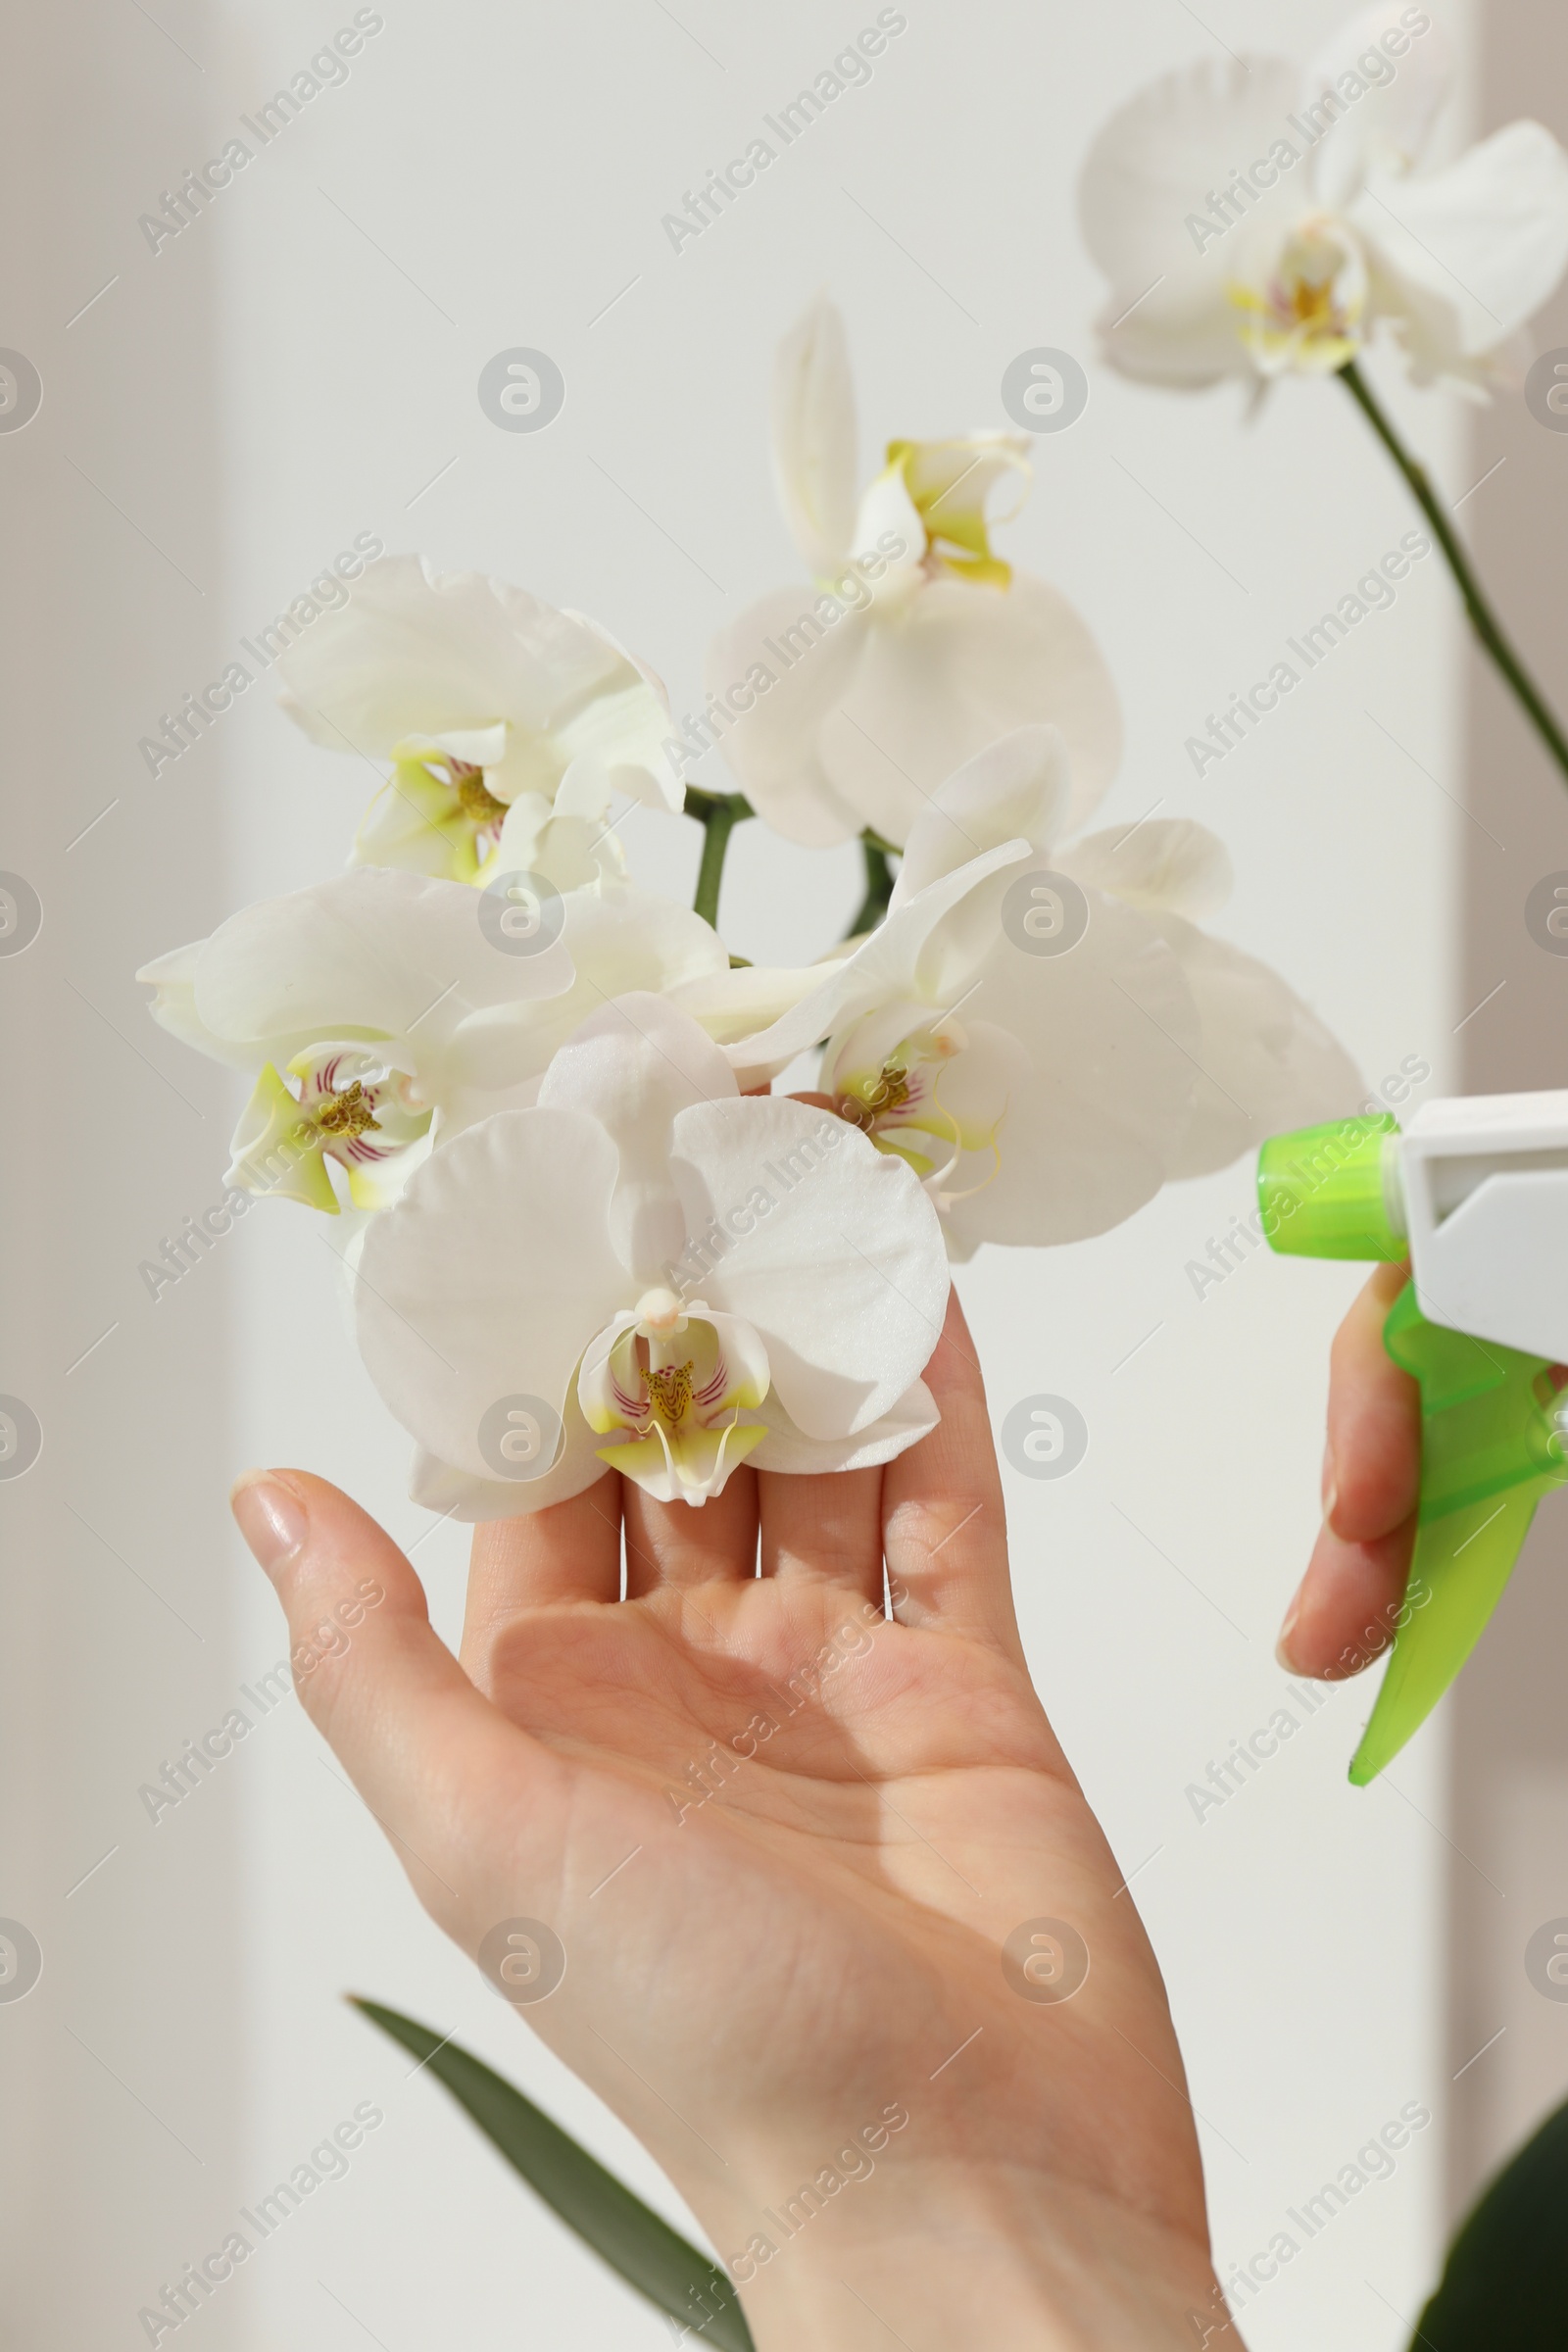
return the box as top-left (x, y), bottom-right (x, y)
top-left (666, 961), bottom-right (831, 1054)
top-left (771, 294), bottom-right (858, 579)
top-left (352, 761), bottom-right (476, 879)
top-left (892, 726), bottom-right (1075, 904)
top-left (750, 1378), bottom-right (939, 1474)
top-left (539, 991), bottom-right (736, 1129)
top-left (718, 839), bottom-right (1028, 1076)
top-left (541, 993), bottom-right (736, 1282)
top-left (703, 588), bottom-right (869, 847)
top-left (1303, 1), bottom-right (1452, 212)
top-left (356, 1105), bottom-right (629, 1483)
top-left (1092, 275), bottom-right (1266, 389)
top-left (847, 466), bottom-right (927, 598)
top-left (397, 722), bottom-right (511, 772)
top-left (1355, 119), bottom-right (1568, 362)
top-left (667, 1097), bottom-right (948, 1438)
top-left (185, 866), bottom-right (573, 1071)
top-left (343, 1136), bottom-right (432, 1212)
top-left (493, 760), bottom-right (628, 892)
top-left (440, 888), bottom-right (730, 1127)
top-left (138, 940), bottom-right (260, 1069)
top-left (1061, 818), bottom-right (1233, 920)
top-left (554, 613), bottom-right (685, 810)
top-left (1080, 54), bottom-right (1301, 284)
top-left (406, 1386), bottom-right (611, 1521)
top-left (935, 900), bottom-right (1200, 1250)
top-left (1150, 914), bottom-right (1367, 1177)
top-left (814, 572), bottom-right (1122, 848)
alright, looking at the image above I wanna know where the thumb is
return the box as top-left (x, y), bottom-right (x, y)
top-left (230, 1468), bottom-right (552, 1927)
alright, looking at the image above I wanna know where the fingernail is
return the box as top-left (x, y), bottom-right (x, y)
top-left (1320, 1444), bottom-right (1339, 1532)
top-left (230, 1470), bottom-right (308, 1576)
top-left (1275, 1592), bottom-right (1302, 1673)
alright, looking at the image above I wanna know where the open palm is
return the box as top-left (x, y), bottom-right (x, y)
top-left (241, 1297), bottom-right (1225, 2348)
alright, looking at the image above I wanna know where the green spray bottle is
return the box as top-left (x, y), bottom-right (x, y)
top-left (1257, 1094), bottom-right (1568, 1784)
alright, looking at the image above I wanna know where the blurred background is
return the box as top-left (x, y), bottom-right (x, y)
top-left (3, 0), bottom-right (1567, 2343)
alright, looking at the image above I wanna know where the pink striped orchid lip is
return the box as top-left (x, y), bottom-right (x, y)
top-left (578, 1289), bottom-right (770, 1508)
top-left (225, 1043), bottom-right (432, 1216)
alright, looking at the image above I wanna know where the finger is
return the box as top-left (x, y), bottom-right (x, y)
top-left (464, 1475), bottom-right (623, 1678)
top-left (881, 1291), bottom-right (1023, 1659)
top-left (622, 1460), bottom-right (760, 1595)
top-left (1276, 1261), bottom-right (1422, 1677)
top-left (759, 1464), bottom-right (884, 1603)
top-left (1324, 1261), bottom-right (1421, 1541)
top-left (230, 1468), bottom-right (549, 1915)
top-left (1276, 1513), bottom-right (1417, 1679)
top-left (758, 1091), bottom-right (881, 1592)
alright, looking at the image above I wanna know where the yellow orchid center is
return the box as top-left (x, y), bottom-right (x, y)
top-left (454, 765), bottom-right (508, 826)
top-left (832, 1021), bottom-right (1002, 1204)
top-left (1230, 219), bottom-right (1366, 374)
top-left (315, 1078), bottom-right (382, 1140)
top-left (226, 1048), bottom-right (431, 1215)
top-left (581, 1294), bottom-right (770, 1506)
top-left (642, 1358), bottom-right (696, 1425)
top-left (381, 745), bottom-right (511, 886)
top-left (840, 1056), bottom-right (914, 1131)
top-left (883, 434), bottom-right (1031, 589)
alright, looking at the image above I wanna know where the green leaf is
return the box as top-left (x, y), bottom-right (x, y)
top-left (1412, 2093), bottom-right (1568, 2345)
top-left (351, 1997), bottom-right (755, 2350)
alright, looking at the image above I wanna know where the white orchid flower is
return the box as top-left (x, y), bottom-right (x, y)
top-left (274, 553), bottom-right (684, 884)
top-left (676, 728), bottom-right (1362, 1255)
top-left (137, 865), bottom-right (727, 1210)
top-left (701, 297), bottom-right (1122, 850)
top-left (1079, 1), bottom-right (1568, 390)
top-left (354, 994), bottom-right (949, 1518)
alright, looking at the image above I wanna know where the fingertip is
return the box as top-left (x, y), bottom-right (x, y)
top-left (230, 1468), bottom-right (310, 1579)
top-left (1275, 1514), bottom-right (1416, 1681)
top-left (924, 1288), bottom-right (982, 1400)
top-left (231, 1468), bottom-right (428, 1618)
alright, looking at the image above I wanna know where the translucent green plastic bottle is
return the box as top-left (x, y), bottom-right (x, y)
top-left (1258, 1117), bottom-right (1568, 1785)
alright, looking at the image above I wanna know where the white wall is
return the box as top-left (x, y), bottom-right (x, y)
top-left (3, 0), bottom-right (1478, 2344)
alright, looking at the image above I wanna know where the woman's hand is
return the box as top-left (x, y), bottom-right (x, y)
top-left (232, 1297), bottom-right (1225, 2350)
top-left (1274, 1261), bottom-right (1422, 1681)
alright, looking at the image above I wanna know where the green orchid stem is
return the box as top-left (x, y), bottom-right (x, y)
top-left (847, 833), bottom-right (899, 938)
top-left (685, 787), bottom-right (754, 930)
top-left (1339, 357), bottom-right (1568, 787)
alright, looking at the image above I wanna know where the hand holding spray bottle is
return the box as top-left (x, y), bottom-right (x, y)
top-left (1257, 1093), bottom-right (1568, 1783)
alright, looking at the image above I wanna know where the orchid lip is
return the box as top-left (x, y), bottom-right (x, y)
top-left (226, 1045), bottom-right (433, 1214)
top-left (832, 1027), bottom-right (1005, 1212)
top-left (579, 1298), bottom-right (770, 1506)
